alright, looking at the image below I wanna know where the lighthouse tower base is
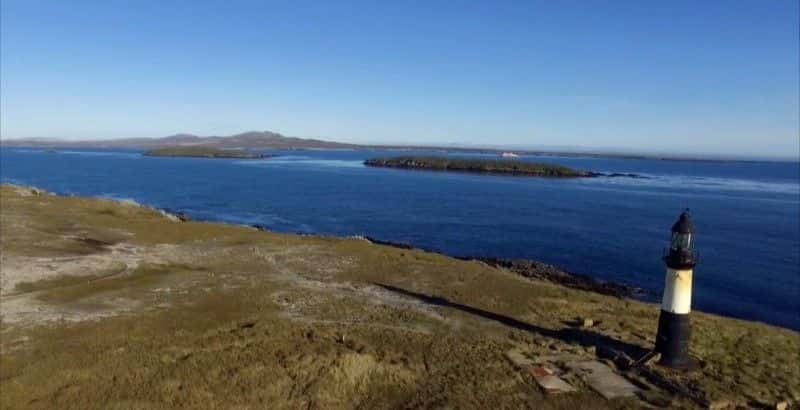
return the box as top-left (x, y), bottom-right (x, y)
top-left (655, 267), bottom-right (696, 369)
top-left (655, 310), bottom-right (695, 369)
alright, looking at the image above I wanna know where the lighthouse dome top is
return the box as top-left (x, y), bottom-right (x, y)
top-left (671, 209), bottom-right (695, 234)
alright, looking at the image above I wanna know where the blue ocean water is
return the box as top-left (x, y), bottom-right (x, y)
top-left (2, 147), bottom-right (799, 330)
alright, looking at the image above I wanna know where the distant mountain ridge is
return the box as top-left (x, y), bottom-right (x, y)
top-left (0, 131), bottom-right (357, 150)
top-left (2, 131), bottom-right (789, 162)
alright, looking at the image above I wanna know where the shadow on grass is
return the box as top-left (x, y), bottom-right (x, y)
top-left (375, 283), bottom-right (648, 360)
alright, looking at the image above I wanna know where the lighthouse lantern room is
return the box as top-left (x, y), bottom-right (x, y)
top-left (655, 209), bottom-right (698, 369)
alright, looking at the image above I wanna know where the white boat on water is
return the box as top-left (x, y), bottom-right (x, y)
top-left (501, 152), bottom-right (519, 158)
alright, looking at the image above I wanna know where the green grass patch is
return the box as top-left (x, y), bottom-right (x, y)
top-left (14, 268), bottom-right (125, 295)
top-left (35, 264), bottom-right (178, 304)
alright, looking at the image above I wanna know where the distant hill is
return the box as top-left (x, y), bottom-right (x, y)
top-left (2, 131), bottom-right (785, 163)
top-left (0, 131), bottom-right (357, 150)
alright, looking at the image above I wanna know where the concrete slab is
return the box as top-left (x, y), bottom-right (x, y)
top-left (530, 365), bottom-right (553, 378)
top-left (567, 361), bottom-right (639, 399)
top-left (530, 366), bottom-right (577, 394)
top-left (536, 353), bottom-right (583, 363)
top-left (504, 348), bottom-right (535, 368)
top-left (536, 375), bottom-right (577, 394)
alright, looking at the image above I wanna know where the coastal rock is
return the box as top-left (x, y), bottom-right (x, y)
top-left (476, 258), bottom-right (636, 298)
top-left (347, 235), bottom-right (371, 242)
top-left (117, 198), bottom-right (142, 207)
top-left (159, 210), bottom-right (181, 222)
top-left (12, 185), bottom-right (48, 197)
top-left (160, 208), bottom-right (191, 222)
top-left (363, 236), bottom-right (415, 249)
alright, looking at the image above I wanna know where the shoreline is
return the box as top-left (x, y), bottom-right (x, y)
top-left (0, 183), bottom-right (740, 328)
top-left (357, 235), bottom-right (647, 299)
top-left (5, 184), bottom-right (647, 301)
top-left (5, 182), bottom-right (799, 333)
top-left (2, 182), bottom-right (798, 408)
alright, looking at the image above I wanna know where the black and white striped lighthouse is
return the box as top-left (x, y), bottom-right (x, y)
top-left (655, 209), bottom-right (698, 369)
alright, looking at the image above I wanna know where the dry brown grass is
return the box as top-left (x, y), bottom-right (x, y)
top-left (1, 184), bottom-right (797, 409)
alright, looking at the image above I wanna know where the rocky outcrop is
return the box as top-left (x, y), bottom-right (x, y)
top-left (357, 235), bottom-right (641, 299)
top-left (474, 258), bottom-right (641, 298)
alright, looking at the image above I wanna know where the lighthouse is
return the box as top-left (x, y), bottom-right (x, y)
top-left (655, 209), bottom-right (698, 369)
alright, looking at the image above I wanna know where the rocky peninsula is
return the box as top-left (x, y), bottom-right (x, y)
top-left (1, 184), bottom-right (797, 409)
top-left (364, 156), bottom-right (592, 177)
top-left (143, 146), bottom-right (271, 159)
top-left (364, 156), bottom-right (651, 179)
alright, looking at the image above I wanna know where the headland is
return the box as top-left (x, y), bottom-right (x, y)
top-left (1, 184), bottom-right (797, 409)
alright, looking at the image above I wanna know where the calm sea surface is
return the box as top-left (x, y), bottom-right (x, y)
top-left (2, 148), bottom-right (798, 329)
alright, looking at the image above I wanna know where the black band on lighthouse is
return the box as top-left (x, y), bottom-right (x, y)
top-left (655, 310), bottom-right (692, 368)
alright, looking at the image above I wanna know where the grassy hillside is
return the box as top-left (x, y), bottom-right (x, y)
top-left (364, 156), bottom-right (593, 177)
top-left (1, 184), bottom-right (797, 409)
top-left (1, 131), bottom-right (357, 150)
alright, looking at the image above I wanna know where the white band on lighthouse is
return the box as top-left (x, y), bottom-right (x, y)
top-left (661, 268), bottom-right (693, 314)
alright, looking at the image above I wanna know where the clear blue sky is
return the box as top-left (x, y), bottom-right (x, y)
top-left (1, 1), bottom-right (798, 157)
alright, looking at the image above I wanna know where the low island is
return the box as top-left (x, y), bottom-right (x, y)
top-left (364, 156), bottom-right (594, 177)
top-left (143, 146), bottom-right (271, 159)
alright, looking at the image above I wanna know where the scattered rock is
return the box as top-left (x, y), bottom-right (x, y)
top-left (776, 400), bottom-right (790, 410)
top-left (581, 318), bottom-right (594, 328)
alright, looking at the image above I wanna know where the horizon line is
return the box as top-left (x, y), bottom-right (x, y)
top-left (1, 132), bottom-right (798, 162)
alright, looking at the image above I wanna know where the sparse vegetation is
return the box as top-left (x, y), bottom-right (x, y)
top-left (1, 183), bottom-right (797, 409)
top-left (364, 156), bottom-right (593, 177)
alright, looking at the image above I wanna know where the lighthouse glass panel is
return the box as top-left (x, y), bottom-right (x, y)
top-left (671, 232), bottom-right (692, 250)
